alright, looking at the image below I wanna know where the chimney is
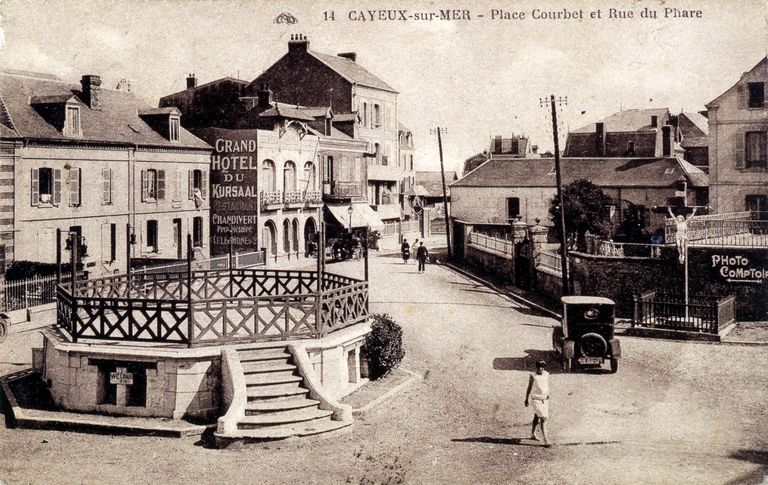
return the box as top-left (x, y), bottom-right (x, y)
top-left (288, 33), bottom-right (309, 54)
top-left (662, 125), bottom-right (672, 157)
top-left (186, 74), bottom-right (197, 89)
top-left (651, 115), bottom-right (658, 128)
top-left (324, 112), bottom-right (332, 136)
top-left (595, 122), bottom-right (606, 155)
top-left (80, 75), bottom-right (102, 110)
top-left (257, 83), bottom-right (273, 110)
top-left (338, 52), bottom-right (357, 62)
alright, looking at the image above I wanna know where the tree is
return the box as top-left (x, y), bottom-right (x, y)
top-left (548, 179), bottom-right (614, 251)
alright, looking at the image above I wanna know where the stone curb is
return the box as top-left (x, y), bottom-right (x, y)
top-left (352, 367), bottom-right (422, 415)
top-left (0, 369), bottom-right (211, 438)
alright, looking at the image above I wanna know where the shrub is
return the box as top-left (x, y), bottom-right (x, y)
top-left (5, 261), bottom-right (59, 281)
top-left (364, 313), bottom-right (405, 379)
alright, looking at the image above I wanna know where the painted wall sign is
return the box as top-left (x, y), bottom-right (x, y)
top-left (710, 253), bottom-right (768, 284)
top-left (193, 128), bottom-right (260, 256)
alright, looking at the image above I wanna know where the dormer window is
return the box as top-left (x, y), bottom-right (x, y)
top-left (64, 105), bottom-right (81, 137)
top-left (169, 116), bottom-right (180, 142)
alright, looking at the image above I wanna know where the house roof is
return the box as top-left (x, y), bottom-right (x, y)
top-left (333, 112), bottom-right (358, 123)
top-left (257, 104), bottom-right (316, 121)
top-left (310, 50), bottom-right (397, 93)
top-left (677, 112), bottom-right (709, 148)
top-left (414, 171), bottom-right (458, 197)
top-left (161, 76), bottom-right (249, 100)
top-left (451, 157), bottom-right (708, 189)
top-left (0, 71), bottom-right (210, 149)
top-left (398, 122), bottom-right (412, 133)
top-left (571, 108), bottom-right (670, 133)
top-left (707, 57), bottom-right (767, 108)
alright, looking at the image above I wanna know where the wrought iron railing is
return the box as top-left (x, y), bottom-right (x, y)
top-left (632, 291), bottom-right (736, 334)
top-left (584, 236), bottom-right (664, 258)
top-left (56, 269), bottom-right (368, 347)
top-left (665, 211), bottom-right (768, 247)
top-left (260, 191), bottom-right (283, 206)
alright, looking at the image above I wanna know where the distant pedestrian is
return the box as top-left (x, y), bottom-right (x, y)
top-left (401, 238), bottom-right (410, 264)
top-left (524, 360), bottom-right (550, 446)
top-left (416, 241), bottom-right (429, 273)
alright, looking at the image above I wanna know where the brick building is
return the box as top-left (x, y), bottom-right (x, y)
top-left (0, 69), bottom-right (211, 276)
top-left (706, 57), bottom-right (768, 213)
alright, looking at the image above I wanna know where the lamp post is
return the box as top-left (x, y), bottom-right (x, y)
top-left (347, 205), bottom-right (354, 234)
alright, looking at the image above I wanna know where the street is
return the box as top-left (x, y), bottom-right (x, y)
top-left (1, 250), bottom-right (767, 484)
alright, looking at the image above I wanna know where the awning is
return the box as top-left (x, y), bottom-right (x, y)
top-left (326, 203), bottom-right (384, 231)
top-left (374, 203), bottom-right (402, 221)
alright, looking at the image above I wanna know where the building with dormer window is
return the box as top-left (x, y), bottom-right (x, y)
top-left (0, 69), bottom-right (212, 276)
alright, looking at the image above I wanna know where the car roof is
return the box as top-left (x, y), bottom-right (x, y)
top-left (561, 296), bottom-right (616, 305)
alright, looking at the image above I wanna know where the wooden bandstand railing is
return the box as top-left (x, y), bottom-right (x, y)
top-left (56, 269), bottom-right (369, 347)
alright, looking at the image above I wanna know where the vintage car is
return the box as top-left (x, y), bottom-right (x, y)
top-left (552, 296), bottom-right (620, 373)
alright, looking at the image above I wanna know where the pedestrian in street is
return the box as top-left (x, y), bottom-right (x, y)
top-left (401, 238), bottom-right (410, 264)
top-left (416, 241), bottom-right (429, 273)
top-left (524, 360), bottom-right (550, 446)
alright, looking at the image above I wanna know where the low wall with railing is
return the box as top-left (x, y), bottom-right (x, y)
top-left (56, 269), bottom-right (369, 347)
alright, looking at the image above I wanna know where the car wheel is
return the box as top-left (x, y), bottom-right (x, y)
top-left (610, 358), bottom-right (619, 373)
top-left (0, 319), bottom-right (7, 343)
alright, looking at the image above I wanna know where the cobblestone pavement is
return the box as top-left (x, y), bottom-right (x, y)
top-left (0, 254), bottom-right (766, 484)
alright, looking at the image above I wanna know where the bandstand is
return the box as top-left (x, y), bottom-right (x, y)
top-left (40, 265), bottom-right (370, 443)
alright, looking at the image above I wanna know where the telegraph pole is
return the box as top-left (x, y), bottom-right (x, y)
top-left (540, 95), bottom-right (570, 295)
top-left (430, 127), bottom-right (452, 258)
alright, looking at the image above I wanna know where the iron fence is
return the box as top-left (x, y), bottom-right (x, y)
top-left (665, 211), bottom-right (768, 247)
top-left (535, 251), bottom-right (562, 273)
top-left (1, 274), bottom-right (71, 312)
top-left (632, 291), bottom-right (736, 334)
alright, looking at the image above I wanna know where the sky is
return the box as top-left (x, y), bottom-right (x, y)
top-left (1, 0), bottom-right (766, 174)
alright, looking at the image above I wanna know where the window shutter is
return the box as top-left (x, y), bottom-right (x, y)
top-left (157, 170), bottom-right (166, 200)
top-left (188, 170), bottom-right (194, 200)
top-left (201, 171), bottom-right (208, 199)
top-left (734, 131), bottom-right (745, 169)
top-left (69, 168), bottom-right (81, 206)
top-left (140, 170), bottom-right (147, 202)
top-left (174, 169), bottom-right (182, 200)
top-left (737, 84), bottom-right (747, 109)
top-left (31, 169), bottom-right (39, 206)
top-left (101, 223), bottom-right (110, 263)
top-left (102, 168), bottom-right (112, 204)
top-left (53, 169), bottom-right (62, 205)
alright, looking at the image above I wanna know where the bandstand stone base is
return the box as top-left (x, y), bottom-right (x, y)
top-left (39, 321), bottom-right (371, 420)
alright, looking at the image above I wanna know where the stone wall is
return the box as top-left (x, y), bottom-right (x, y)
top-left (464, 244), bottom-right (515, 282)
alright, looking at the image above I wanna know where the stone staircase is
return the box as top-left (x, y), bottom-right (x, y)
top-left (215, 346), bottom-right (352, 443)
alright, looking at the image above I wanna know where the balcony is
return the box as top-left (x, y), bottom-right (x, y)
top-left (261, 190), bottom-right (323, 209)
top-left (260, 191), bottom-right (283, 209)
top-left (367, 163), bottom-right (403, 182)
top-left (324, 182), bottom-right (365, 201)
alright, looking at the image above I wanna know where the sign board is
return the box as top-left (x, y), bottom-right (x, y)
top-left (710, 251), bottom-right (768, 284)
top-left (192, 128), bottom-right (260, 256)
top-left (110, 371), bottom-right (133, 385)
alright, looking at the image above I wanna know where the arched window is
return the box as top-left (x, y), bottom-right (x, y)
top-left (263, 220), bottom-right (277, 256)
top-left (283, 219), bottom-right (291, 253)
top-left (261, 160), bottom-right (276, 192)
top-left (283, 161), bottom-right (296, 193)
top-left (303, 162), bottom-right (315, 191)
top-left (292, 219), bottom-right (300, 252)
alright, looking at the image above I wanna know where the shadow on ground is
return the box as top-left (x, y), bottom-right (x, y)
top-left (452, 437), bottom-right (544, 447)
top-left (494, 349), bottom-right (562, 374)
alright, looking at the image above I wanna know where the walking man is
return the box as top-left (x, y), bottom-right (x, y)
top-left (401, 238), bottom-right (410, 264)
top-left (524, 360), bottom-right (550, 446)
top-left (416, 241), bottom-right (429, 273)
